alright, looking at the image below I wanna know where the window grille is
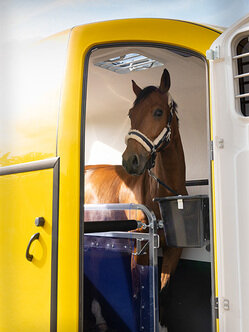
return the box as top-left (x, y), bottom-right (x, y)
top-left (233, 36), bottom-right (249, 116)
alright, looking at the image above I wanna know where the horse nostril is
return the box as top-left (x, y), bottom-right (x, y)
top-left (131, 154), bottom-right (139, 168)
top-left (122, 153), bottom-right (140, 174)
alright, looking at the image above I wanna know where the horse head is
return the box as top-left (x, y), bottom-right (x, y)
top-left (122, 68), bottom-right (175, 175)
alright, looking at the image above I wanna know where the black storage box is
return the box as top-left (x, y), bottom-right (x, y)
top-left (155, 195), bottom-right (209, 248)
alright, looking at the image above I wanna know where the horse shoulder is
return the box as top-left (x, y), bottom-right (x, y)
top-left (85, 165), bottom-right (125, 203)
top-left (85, 165), bottom-right (146, 220)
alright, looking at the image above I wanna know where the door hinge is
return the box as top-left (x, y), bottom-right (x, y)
top-left (215, 297), bottom-right (219, 319)
top-left (210, 140), bottom-right (214, 161)
top-left (206, 46), bottom-right (220, 60)
top-left (223, 298), bottom-right (230, 311)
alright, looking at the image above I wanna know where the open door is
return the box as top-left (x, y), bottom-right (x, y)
top-left (83, 42), bottom-right (213, 331)
top-left (73, 18), bottom-right (222, 332)
top-left (208, 14), bottom-right (249, 332)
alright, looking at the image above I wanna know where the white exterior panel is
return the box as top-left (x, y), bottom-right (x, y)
top-left (209, 14), bottom-right (249, 332)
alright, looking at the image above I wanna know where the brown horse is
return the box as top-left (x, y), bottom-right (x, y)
top-left (85, 68), bottom-right (187, 327)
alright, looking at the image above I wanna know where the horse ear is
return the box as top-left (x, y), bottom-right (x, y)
top-left (159, 68), bottom-right (171, 93)
top-left (132, 80), bottom-right (142, 96)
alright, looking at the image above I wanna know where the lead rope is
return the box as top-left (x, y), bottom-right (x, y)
top-left (148, 169), bottom-right (179, 196)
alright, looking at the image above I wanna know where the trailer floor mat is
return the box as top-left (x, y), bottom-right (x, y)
top-left (159, 258), bottom-right (212, 332)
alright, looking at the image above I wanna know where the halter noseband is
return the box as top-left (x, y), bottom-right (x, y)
top-left (125, 93), bottom-right (175, 170)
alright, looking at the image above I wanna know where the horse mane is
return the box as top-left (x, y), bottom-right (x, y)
top-left (172, 100), bottom-right (179, 124)
top-left (133, 86), bottom-right (158, 106)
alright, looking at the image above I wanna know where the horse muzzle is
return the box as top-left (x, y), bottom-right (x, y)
top-left (122, 150), bottom-right (148, 175)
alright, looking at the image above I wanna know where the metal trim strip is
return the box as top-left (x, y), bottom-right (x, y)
top-left (236, 92), bottom-right (249, 98)
top-left (233, 51), bottom-right (249, 59)
top-left (50, 158), bottom-right (60, 332)
top-left (0, 157), bottom-right (59, 176)
top-left (207, 58), bottom-right (219, 332)
top-left (234, 72), bottom-right (249, 79)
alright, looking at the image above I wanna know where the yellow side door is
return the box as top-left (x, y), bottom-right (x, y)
top-left (0, 158), bottom-right (59, 332)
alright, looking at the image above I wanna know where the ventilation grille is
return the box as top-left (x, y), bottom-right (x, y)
top-left (94, 53), bottom-right (163, 74)
top-left (233, 37), bottom-right (249, 116)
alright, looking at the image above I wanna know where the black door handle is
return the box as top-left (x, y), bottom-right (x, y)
top-left (26, 232), bottom-right (40, 262)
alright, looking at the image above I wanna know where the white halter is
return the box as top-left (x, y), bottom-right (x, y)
top-left (125, 93), bottom-right (174, 153)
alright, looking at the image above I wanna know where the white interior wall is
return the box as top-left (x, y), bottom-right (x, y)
top-left (85, 46), bottom-right (210, 261)
top-left (86, 46), bottom-right (208, 184)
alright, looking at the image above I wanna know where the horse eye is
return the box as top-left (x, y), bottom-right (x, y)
top-left (153, 108), bottom-right (163, 117)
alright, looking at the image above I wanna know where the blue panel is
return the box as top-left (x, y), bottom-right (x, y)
top-left (84, 235), bottom-right (155, 332)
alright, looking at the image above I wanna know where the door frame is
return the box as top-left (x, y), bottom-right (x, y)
top-left (80, 40), bottom-right (217, 331)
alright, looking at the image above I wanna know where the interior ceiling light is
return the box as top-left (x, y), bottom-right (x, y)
top-left (94, 53), bottom-right (164, 74)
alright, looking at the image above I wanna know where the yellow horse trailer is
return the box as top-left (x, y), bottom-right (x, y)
top-left (0, 15), bottom-right (248, 332)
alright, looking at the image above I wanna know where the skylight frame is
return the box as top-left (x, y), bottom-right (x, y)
top-left (94, 52), bottom-right (164, 74)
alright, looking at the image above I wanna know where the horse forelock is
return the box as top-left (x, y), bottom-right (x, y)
top-left (133, 85), bottom-right (158, 107)
top-left (130, 85), bottom-right (179, 125)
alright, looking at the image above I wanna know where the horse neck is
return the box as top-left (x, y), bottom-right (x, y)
top-left (148, 116), bottom-right (187, 199)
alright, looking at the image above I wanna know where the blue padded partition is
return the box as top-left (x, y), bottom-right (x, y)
top-left (84, 235), bottom-right (155, 332)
